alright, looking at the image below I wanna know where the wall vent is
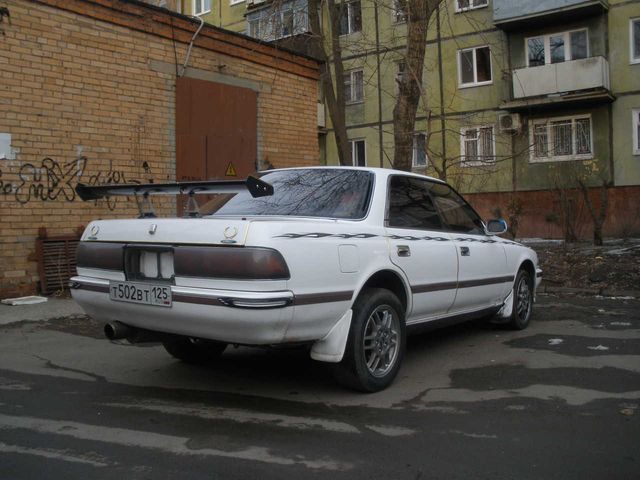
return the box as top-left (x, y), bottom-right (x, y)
top-left (36, 234), bottom-right (80, 294)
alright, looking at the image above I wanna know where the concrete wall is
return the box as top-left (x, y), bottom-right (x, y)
top-left (0, 0), bottom-right (319, 297)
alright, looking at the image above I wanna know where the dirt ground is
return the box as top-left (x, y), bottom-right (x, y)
top-left (526, 239), bottom-right (640, 293)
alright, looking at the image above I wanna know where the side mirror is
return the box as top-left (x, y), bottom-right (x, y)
top-left (486, 219), bottom-right (508, 235)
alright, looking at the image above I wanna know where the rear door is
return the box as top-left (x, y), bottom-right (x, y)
top-left (385, 176), bottom-right (458, 322)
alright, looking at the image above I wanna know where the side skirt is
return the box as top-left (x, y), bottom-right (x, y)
top-left (406, 306), bottom-right (502, 336)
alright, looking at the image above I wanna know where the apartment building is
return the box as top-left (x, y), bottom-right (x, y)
top-left (171, 0), bottom-right (640, 237)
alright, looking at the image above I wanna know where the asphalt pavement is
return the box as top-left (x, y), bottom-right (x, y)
top-left (0, 294), bottom-right (638, 479)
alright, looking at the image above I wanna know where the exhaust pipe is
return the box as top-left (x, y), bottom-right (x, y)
top-left (104, 321), bottom-right (132, 340)
top-left (104, 321), bottom-right (171, 343)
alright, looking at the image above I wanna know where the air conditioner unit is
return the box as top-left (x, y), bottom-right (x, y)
top-left (498, 113), bottom-right (522, 132)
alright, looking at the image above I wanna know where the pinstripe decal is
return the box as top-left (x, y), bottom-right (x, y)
top-left (411, 275), bottom-right (514, 294)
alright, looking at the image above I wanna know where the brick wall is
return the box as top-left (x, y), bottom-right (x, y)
top-left (466, 186), bottom-right (640, 241)
top-left (0, 0), bottom-right (319, 297)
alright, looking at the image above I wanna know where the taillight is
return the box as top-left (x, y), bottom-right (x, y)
top-left (76, 242), bottom-right (125, 270)
top-left (174, 246), bottom-right (290, 280)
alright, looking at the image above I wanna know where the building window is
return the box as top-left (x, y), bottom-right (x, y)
top-left (395, 61), bottom-right (406, 91)
top-left (632, 19), bottom-right (640, 64)
top-left (460, 126), bottom-right (494, 166)
top-left (280, 8), bottom-right (294, 37)
top-left (413, 133), bottom-right (427, 168)
top-left (349, 139), bottom-right (366, 166)
top-left (339, 1), bottom-right (362, 35)
top-left (526, 29), bottom-right (588, 67)
top-left (529, 115), bottom-right (593, 162)
top-left (246, 2), bottom-right (309, 41)
top-left (455, 0), bottom-right (488, 13)
top-left (633, 109), bottom-right (640, 155)
top-left (230, 0), bottom-right (244, 5)
top-left (344, 70), bottom-right (364, 103)
top-left (193, 0), bottom-right (211, 15)
top-left (393, 0), bottom-right (407, 23)
top-left (248, 18), bottom-right (261, 38)
top-left (458, 46), bottom-right (492, 87)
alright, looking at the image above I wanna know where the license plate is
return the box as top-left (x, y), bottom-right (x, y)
top-left (109, 281), bottom-right (172, 307)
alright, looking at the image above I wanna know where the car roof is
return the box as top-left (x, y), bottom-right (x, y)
top-left (258, 166), bottom-right (447, 184)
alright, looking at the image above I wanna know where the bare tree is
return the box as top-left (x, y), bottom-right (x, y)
top-left (260, 0), bottom-right (506, 177)
top-left (308, 0), bottom-right (351, 166)
top-left (578, 178), bottom-right (609, 246)
top-left (392, 0), bottom-right (441, 172)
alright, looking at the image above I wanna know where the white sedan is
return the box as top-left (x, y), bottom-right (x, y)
top-left (71, 167), bottom-right (541, 392)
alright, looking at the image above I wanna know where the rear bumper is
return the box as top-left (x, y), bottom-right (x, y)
top-left (70, 276), bottom-right (295, 345)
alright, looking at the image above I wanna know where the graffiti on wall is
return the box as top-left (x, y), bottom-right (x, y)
top-left (0, 6), bottom-right (10, 37)
top-left (0, 156), bottom-right (139, 210)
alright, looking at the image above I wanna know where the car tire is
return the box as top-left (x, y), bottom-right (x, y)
top-left (506, 269), bottom-right (534, 330)
top-left (332, 288), bottom-right (406, 392)
top-left (162, 337), bottom-right (227, 364)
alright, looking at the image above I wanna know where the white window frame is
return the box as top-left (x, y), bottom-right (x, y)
top-left (525, 29), bottom-right (589, 67)
top-left (340, 1), bottom-right (362, 36)
top-left (455, 0), bottom-right (488, 13)
top-left (412, 133), bottom-right (428, 168)
top-left (392, 0), bottom-right (408, 23)
top-left (395, 61), bottom-right (406, 93)
top-left (248, 17), bottom-right (260, 38)
top-left (633, 109), bottom-right (640, 155)
top-left (460, 125), bottom-right (495, 167)
top-left (529, 114), bottom-right (594, 163)
top-left (349, 139), bottom-right (367, 167)
top-left (193, 0), bottom-right (211, 16)
top-left (457, 46), bottom-right (493, 88)
top-left (344, 69), bottom-right (364, 104)
top-left (230, 0), bottom-right (245, 5)
top-left (631, 18), bottom-right (640, 65)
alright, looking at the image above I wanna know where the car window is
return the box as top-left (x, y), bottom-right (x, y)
top-left (387, 176), bottom-right (444, 230)
top-left (429, 183), bottom-right (485, 234)
top-left (205, 169), bottom-right (373, 220)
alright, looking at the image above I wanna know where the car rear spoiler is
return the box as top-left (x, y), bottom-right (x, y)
top-left (75, 175), bottom-right (274, 201)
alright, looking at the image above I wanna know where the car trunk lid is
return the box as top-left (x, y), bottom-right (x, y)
top-left (82, 218), bottom-right (250, 246)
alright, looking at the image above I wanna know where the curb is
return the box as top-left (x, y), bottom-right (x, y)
top-left (538, 284), bottom-right (639, 298)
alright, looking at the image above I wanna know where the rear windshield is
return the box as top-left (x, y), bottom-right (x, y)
top-left (205, 169), bottom-right (374, 219)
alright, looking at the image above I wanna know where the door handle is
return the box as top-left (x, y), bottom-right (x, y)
top-left (397, 245), bottom-right (411, 257)
top-left (460, 246), bottom-right (470, 256)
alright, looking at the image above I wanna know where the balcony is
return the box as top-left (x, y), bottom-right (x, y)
top-left (493, 0), bottom-right (608, 30)
top-left (503, 56), bottom-right (614, 110)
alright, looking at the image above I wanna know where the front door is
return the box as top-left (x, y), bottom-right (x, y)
top-left (429, 183), bottom-right (510, 313)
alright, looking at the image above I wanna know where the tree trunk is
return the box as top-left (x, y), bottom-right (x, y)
top-left (392, 0), bottom-right (431, 172)
top-left (578, 179), bottom-right (609, 247)
top-left (308, 0), bottom-right (350, 166)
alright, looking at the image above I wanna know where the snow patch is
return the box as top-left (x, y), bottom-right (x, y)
top-left (587, 345), bottom-right (610, 351)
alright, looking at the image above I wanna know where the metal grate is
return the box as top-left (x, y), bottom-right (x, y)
top-left (36, 236), bottom-right (80, 295)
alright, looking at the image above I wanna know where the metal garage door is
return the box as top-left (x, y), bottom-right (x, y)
top-left (176, 77), bottom-right (257, 183)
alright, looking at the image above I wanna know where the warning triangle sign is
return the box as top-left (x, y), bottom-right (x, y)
top-left (225, 162), bottom-right (237, 177)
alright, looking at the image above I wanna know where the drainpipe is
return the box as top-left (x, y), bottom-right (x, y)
top-left (374, 1), bottom-right (383, 168)
top-left (436, 7), bottom-right (446, 179)
top-left (179, 15), bottom-right (205, 77)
